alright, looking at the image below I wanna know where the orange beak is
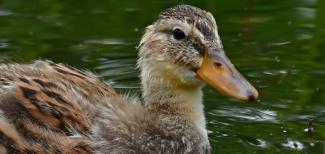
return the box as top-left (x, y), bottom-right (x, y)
top-left (197, 49), bottom-right (258, 102)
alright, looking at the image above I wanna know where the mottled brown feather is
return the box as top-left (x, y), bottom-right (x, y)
top-left (0, 61), bottom-right (107, 153)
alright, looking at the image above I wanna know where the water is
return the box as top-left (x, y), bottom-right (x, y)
top-left (1, 0), bottom-right (325, 153)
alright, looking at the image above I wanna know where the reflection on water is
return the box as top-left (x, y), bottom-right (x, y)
top-left (210, 107), bottom-right (278, 123)
top-left (85, 38), bottom-right (128, 46)
top-left (282, 139), bottom-right (304, 150)
top-left (0, 0), bottom-right (325, 153)
top-left (0, 39), bottom-right (9, 48)
top-left (0, 8), bottom-right (12, 16)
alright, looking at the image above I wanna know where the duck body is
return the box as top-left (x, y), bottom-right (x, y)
top-left (0, 5), bottom-right (258, 154)
top-left (0, 60), bottom-right (209, 154)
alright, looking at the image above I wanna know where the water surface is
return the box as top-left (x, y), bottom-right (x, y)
top-left (1, 0), bottom-right (324, 153)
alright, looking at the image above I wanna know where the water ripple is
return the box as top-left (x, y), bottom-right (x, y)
top-left (281, 139), bottom-right (304, 150)
top-left (268, 41), bottom-right (291, 46)
top-left (0, 8), bottom-right (13, 16)
top-left (0, 39), bottom-right (9, 48)
top-left (210, 107), bottom-right (278, 123)
top-left (295, 7), bottom-right (316, 19)
top-left (85, 39), bottom-right (127, 46)
top-left (263, 69), bottom-right (288, 76)
top-left (247, 139), bottom-right (269, 148)
top-left (94, 57), bottom-right (138, 89)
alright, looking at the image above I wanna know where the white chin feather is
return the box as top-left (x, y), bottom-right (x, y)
top-left (158, 62), bottom-right (202, 87)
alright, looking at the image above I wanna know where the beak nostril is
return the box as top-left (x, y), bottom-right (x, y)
top-left (214, 62), bottom-right (222, 68)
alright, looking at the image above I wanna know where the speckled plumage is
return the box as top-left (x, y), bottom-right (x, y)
top-left (0, 5), bottom-right (225, 154)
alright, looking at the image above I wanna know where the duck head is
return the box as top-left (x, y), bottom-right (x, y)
top-left (138, 5), bottom-right (258, 102)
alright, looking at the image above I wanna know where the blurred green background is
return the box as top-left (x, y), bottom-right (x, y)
top-left (1, 0), bottom-right (325, 153)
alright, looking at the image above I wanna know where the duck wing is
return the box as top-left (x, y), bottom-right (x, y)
top-left (0, 60), bottom-right (118, 153)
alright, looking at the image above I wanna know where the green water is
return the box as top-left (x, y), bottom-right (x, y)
top-left (1, 0), bottom-right (325, 153)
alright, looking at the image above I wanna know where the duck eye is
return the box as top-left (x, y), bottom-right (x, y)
top-left (173, 28), bottom-right (185, 40)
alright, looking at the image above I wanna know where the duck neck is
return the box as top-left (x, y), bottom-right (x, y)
top-left (140, 61), bottom-right (207, 134)
top-left (143, 84), bottom-right (204, 118)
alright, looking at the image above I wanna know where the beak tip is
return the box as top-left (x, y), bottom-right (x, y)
top-left (246, 89), bottom-right (258, 102)
top-left (247, 95), bottom-right (257, 102)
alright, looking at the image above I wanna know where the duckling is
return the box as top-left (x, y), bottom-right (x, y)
top-left (0, 5), bottom-right (258, 154)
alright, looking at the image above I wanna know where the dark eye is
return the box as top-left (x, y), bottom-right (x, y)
top-left (173, 28), bottom-right (185, 40)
